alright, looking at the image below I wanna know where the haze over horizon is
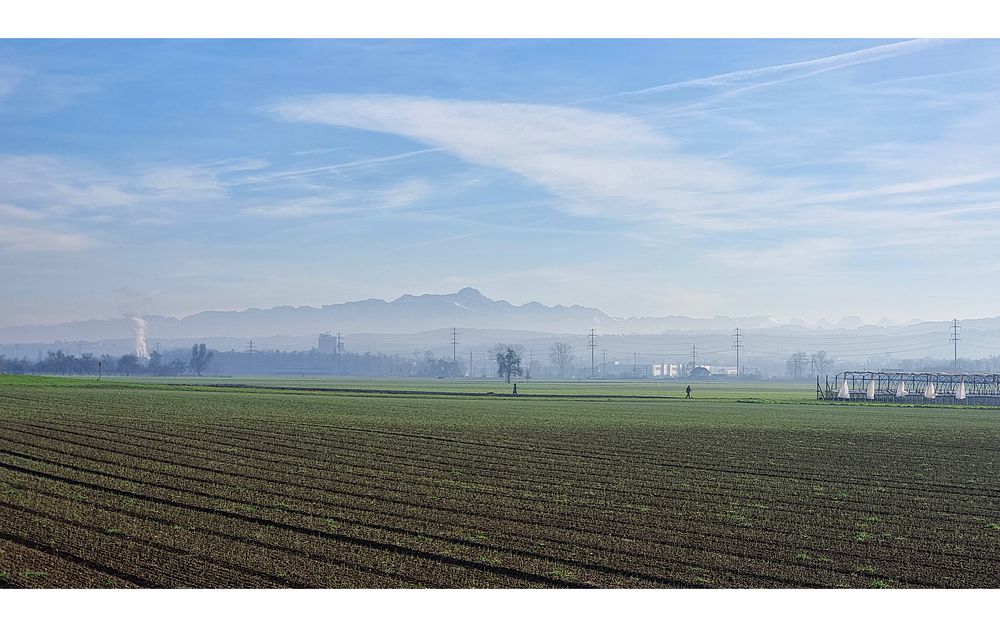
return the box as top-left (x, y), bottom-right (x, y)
top-left (0, 284), bottom-right (931, 331)
top-left (0, 286), bottom-right (944, 329)
top-left (4, 39), bottom-right (1000, 326)
top-left (0, 285), bottom-right (978, 341)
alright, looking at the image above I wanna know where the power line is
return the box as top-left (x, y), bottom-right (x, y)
top-left (450, 327), bottom-right (459, 364)
top-left (602, 348), bottom-right (607, 379)
top-left (588, 328), bottom-right (597, 379)
top-left (790, 352), bottom-right (807, 379)
top-left (950, 318), bottom-right (961, 371)
top-left (732, 328), bottom-right (743, 379)
top-left (336, 333), bottom-right (344, 373)
top-left (690, 344), bottom-right (697, 372)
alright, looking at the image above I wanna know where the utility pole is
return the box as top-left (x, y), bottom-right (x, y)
top-left (633, 352), bottom-right (639, 378)
top-left (528, 351), bottom-right (533, 380)
top-left (450, 328), bottom-right (459, 364)
top-left (336, 333), bottom-right (344, 374)
top-left (791, 353), bottom-right (806, 380)
top-left (732, 328), bottom-right (743, 379)
top-left (588, 328), bottom-right (597, 379)
top-left (469, 350), bottom-right (473, 378)
top-left (602, 348), bottom-right (607, 379)
top-left (691, 344), bottom-right (697, 373)
top-left (950, 318), bottom-right (961, 371)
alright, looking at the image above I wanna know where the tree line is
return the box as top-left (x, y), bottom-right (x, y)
top-left (0, 344), bottom-right (213, 376)
top-left (8, 342), bottom-right (998, 379)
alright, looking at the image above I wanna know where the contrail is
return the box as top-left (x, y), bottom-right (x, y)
top-left (132, 316), bottom-right (149, 359)
top-left (233, 147), bottom-right (446, 185)
top-left (576, 39), bottom-right (952, 103)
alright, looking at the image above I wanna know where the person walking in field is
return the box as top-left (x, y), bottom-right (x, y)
top-left (685, 385), bottom-right (692, 399)
top-left (512, 383), bottom-right (518, 396)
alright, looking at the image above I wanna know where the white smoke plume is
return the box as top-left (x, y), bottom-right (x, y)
top-left (132, 316), bottom-right (149, 359)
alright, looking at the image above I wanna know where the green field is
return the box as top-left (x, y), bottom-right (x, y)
top-left (124, 375), bottom-right (813, 400)
top-left (1, 375), bottom-right (998, 588)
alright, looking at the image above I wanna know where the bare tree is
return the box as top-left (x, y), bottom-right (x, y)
top-left (811, 350), bottom-right (834, 376)
top-left (190, 343), bottom-right (214, 376)
top-left (549, 341), bottom-right (575, 378)
top-left (786, 351), bottom-right (808, 379)
top-left (494, 344), bottom-right (523, 383)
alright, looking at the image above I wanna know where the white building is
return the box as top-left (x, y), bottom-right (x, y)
top-left (706, 366), bottom-right (738, 376)
top-left (317, 333), bottom-right (338, 354)
top-left (652, 363), bottom-right (683, 378)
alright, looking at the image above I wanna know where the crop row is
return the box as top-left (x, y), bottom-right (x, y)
top-left (0, 534), bottom-right (138, 589)
top-left (1, 426), bottom-right (992, 588)
top-left (11, 417), bottom-right (997, 548)
top-left (5, 418), bottom-right (998, 569)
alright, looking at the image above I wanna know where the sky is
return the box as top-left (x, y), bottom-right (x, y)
top-left (2, 38), bottom-right (1000, 326)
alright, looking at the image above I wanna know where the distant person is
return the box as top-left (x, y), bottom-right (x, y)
top-left (685, 385), bottom-right (692, 399)
top-left (513, 383), bottom-right (518, 396)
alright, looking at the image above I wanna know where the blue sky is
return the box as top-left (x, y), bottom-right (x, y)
top-left (2, 38), bottom-right (1000, 326)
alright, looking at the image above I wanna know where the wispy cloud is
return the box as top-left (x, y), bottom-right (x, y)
top-left (0, 223), bottom-right (93, 253)
top-left (270, 94), bottom-right (805, 230)
top-left (269, 91), bottom-right (1000, 260)
top-left (0, 154), bottom-right (274, 221)
top-left (579, 39), bottom-right (951, 103)
top-left (0, 155), bottom-right (136, 212)
top-left (702, 237), bottom-right (855, 272)
top-left (290, 147), bottom-right (348, 157)
top-left (235, 147), bottom-right (445, 186)
top-left (797, 172), bottom-right (1000, 205)
top-left (138, 165), bottom-right (228, 200)
top-left (201, 156), bottom-right (270, 174)
top-left (382, 230), bottom-right (483, 254)
top-left (0, 202), bottom-right (45, 221)
top-left (247, 178), bottom-right (434, 218)
top-left (0, 62), bottom-right (103, 113)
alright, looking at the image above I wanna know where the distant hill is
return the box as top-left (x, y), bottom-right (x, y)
top-left (1, 288), bottom-right (997, 354)
top-left (0, 287), bottom-right (782, 343)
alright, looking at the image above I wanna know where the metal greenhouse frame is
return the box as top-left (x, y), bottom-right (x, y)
top-left (818, 371), bottom-right (1000, 406)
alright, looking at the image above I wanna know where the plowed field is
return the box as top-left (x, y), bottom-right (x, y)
top-left (1, 376), bottom-right (998, 588)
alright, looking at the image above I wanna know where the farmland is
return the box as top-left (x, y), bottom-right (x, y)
top-left (0, 375), bottom-right (998, 588)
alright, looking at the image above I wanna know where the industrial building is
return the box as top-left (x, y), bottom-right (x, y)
top-left (317, 332), bottom-right (339, 354)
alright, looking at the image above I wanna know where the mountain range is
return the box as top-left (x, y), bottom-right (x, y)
top-left (1, 287), bottom-right (784, 343)
top-left (1, 288), bottom-right (997, 355)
